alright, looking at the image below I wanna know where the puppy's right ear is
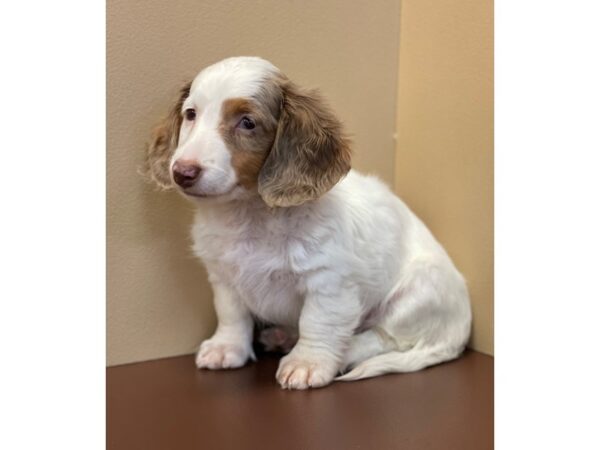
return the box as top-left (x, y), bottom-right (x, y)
top-left (144, 82), bottom-right (191, 189)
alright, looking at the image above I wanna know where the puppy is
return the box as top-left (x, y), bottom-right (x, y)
top-left (146, 56), bottom-right (471, 389)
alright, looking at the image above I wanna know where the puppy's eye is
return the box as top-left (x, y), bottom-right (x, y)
top-left (238, 116), bottom-right (256, 130)
top-left (184, 108), bottom-right (196, 121)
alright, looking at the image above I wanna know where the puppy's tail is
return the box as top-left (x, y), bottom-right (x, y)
top-left (335, 345), bottom-right (462, 382)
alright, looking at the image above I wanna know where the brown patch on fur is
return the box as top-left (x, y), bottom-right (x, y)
top-left (219, 97), bottom-right (280, 189)
top-left (144, 82), bottom-right (191, 189)
top-left (257, 79), bottom-right (352, 207)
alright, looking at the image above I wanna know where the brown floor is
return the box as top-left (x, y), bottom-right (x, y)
top-left (107, 350), bottom-right (493, 450)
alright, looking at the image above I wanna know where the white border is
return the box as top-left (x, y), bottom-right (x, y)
top-left (497, 1), bottom-right (600, 448)
top-left (0, 1), bottom-right (105, 449)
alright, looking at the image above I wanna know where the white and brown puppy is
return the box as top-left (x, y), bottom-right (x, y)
top-left (146, 56), bottom-right (471, 389)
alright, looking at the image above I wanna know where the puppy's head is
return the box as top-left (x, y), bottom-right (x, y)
top-left (145, 57), bottom-right (351, 207)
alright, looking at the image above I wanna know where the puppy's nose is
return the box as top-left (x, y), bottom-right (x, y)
top-left (172, 160), bottom-right (201, 188)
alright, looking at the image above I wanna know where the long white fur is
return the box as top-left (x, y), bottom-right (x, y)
top-left (172, 57), bottom-right (472, 389)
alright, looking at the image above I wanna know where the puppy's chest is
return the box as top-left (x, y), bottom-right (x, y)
top-left (193, 216), bottom-right (316, 322)
top-left (218, 233), bottom-right (301, 281)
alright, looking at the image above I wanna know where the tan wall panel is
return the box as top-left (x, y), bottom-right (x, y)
top-left (107, 0), bottom-right (401, 365)
top-left (395, 0), bottom-right (494, 354)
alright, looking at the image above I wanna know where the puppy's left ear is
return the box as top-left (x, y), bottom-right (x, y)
top-left (144, 81), bottom-right (191, 189)
top-left (258, 81), bottom-right (351, 207)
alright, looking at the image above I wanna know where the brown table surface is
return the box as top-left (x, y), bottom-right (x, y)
top-left (107, 350), bottom-right (493, 450)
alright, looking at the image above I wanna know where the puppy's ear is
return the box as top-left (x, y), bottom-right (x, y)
top-left (144, 82), bottom-right (191, 189)
top-left (258, 82), bottom-right (351, 207)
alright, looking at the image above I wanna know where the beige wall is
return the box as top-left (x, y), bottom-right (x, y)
top-left (107, 0), bottom-right (401, 366)
top-left (108, 0), bottom-right (493, 365)
top-left (395, 0), bottom-right (494, 354)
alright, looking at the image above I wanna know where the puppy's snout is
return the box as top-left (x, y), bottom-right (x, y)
top-left (172, 160), bottom-right (202, 188)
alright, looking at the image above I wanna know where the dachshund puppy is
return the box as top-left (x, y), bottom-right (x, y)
top-left (146, 57), bottom-right (471, 389)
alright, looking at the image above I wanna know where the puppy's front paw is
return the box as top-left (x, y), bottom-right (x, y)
top-left (195, 339), bottom-right (253, 370)
top-left (276, 353), bottom-right (338, 390)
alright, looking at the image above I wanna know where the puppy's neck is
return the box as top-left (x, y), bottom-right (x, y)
top-left (194, 191), bottom-right (314, 228)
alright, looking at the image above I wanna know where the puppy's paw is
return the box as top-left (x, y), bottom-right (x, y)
top-left (195, 339), bottom-right (253, 370)
top-left (276, 353), bottom-right (338, 389)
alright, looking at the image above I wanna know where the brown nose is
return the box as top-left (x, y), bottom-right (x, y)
top-left (172, 160), bottom-right (201, 188)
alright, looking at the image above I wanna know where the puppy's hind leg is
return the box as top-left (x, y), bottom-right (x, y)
top-left (338, 260), bottom-right (471, 381)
